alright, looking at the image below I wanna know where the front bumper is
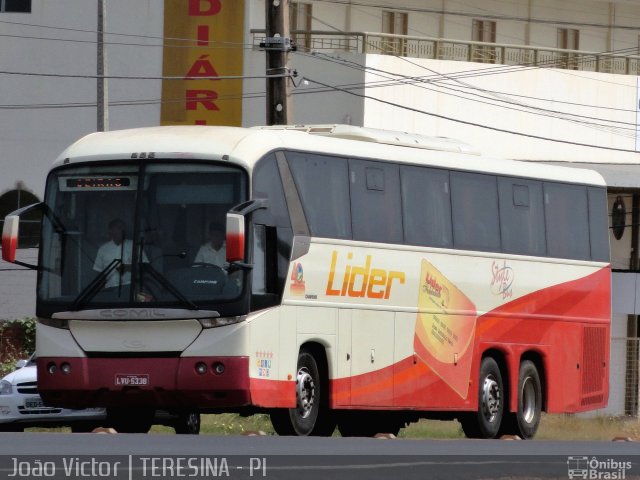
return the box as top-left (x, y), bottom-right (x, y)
top-left (37, 356), bottom-right (250, 409)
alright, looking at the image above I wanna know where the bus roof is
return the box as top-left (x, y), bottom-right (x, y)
top-left (54, 125), bottom-right (606, 186)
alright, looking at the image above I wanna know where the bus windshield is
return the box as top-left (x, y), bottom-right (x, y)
top-left (38, 161), bottom-right (248, 315)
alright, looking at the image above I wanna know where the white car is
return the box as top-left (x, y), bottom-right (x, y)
top-left (0, 358), bottom-right (105, 432)
top-left (0, 358), bottom-right (201, 434)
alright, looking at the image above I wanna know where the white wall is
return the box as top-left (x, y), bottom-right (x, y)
top-left (242, 50), bottom-right (366, 127)
top-left (0, 0), bottom-right (163, 200)
top-left (361, 55), bottom-right (639, 164)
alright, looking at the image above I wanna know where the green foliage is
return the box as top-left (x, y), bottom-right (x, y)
top-left (0, 317), bottom-right (36, 377)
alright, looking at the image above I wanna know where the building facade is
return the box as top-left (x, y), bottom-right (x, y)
top-left (1, 0), bottom-right (639, 416)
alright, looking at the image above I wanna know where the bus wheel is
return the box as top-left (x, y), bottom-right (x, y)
top-left (107, 407), bottom-right (153, 434)
top-left (460, 357), bottom-right (504, 439)
top-left (270, 348), bottom-right (335, 436)
top-left (502, 360), bottom-right (541, 439)
top-left (173, 411), bottom-right (201, 435)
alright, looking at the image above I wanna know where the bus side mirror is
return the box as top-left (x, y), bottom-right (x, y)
top-left (2, 215), bottom-right (19, 263)
top-left (2, 202), bottom-right (43, 268)
top-left (226, 199), bottom-right (269, 264)
top-left (226, 213), bottom-right (245, 263)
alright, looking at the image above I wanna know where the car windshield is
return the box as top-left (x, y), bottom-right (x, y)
top-left (38, 162), bottom-right (247, 314)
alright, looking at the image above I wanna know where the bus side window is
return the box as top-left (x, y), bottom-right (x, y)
top-left (588, 187), bottom-right (609, 262)
top-left (286, 152), bottom-right (351, 240)
top-left (544, 183), bottom-right (589, 260)
top-left (498, 178), bottom-right (545, 257)
top-left (400, 166), bottom-right (452, 248)
top-left (450, 172), bottom-right (500, 252)
top-left (252, 154), bottom-right (293, 306)
top-left (252, 224), bottom-right (279, 296)
top-left (349, 159), bottom-right (402, 244)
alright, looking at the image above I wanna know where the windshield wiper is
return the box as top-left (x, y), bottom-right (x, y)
top-left (142, 263), bottom-right (198, 310)
top-left (71, 259), bottom-right (121, 311)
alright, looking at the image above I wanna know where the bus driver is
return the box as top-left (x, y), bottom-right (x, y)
top-left (93, 219), bottom-right (147, 288)
top-left (194, 222), bottom-right (226, 267)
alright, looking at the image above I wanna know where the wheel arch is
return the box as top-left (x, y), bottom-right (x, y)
top-left (520, 350), bottom-right (547, 412)
top-left (480, 347), bottom-right (510, 411)
top-left (298, 341), bottom-right (330, 383)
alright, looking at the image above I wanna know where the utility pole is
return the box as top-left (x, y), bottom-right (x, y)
top-left (97, 0), bottom-right (109, 132)
top-left (264, 0), bottom-right (293, 125)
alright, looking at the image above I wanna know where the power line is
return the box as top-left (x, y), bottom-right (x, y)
top-left (305, 10), bottom-right (640, 91)
top-left (295, 10), bottom-right (640, 138)
top-left (393, 56), bottom-right (638, 136)
top-left (299, 51), bottom-right (638, 139)
top-left (0, 70), bottom-right (285, 81)
top-left (303, 75), bottom-right (640, 153)
top-left (314, 0), bottom-right (640, 31)
top-left (0, 32), bottom-right (255, 49)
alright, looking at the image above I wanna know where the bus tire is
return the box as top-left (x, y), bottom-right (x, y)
top-left (173, 411), bottom-right (201, 435)
top-left (269, 348), bottom-right (335, 436)
top-left (506, 360), bottom-right (542, 439)
top-left (460, 357), bottom-right (504, 439)
top-left (107, 407), bottom-right (153, 434)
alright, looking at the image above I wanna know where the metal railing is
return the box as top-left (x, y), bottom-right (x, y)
top-left (251, 29), bottom-right (640, 75)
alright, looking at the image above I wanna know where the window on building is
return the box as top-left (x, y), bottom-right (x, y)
top-left (557, 28), bottom-right (580, 69)
top-left (290, 2), bottom-right (312, 52)
top-left (0, 187), bottom-right (40, 248)
top-left (0, 0), bottom-right (31, 12)
top-left (382, 10), bottom-right (408, 55)
top-left (472, 19), bottom-right (497, 63)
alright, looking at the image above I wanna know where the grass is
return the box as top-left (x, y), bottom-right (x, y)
top-left (26, 413), bottom-right (640, 441)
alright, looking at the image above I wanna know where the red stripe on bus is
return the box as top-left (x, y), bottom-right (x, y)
top-left (1, 234), bottom-right (17, 262)
top-left (249, 378), bottom-right (295, 408)
top-left (329, 267), bottom-right (610, 412)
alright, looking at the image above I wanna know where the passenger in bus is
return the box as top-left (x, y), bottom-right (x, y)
top-left (193, 222), bottom-right (226, 267)
top-left (93, 219), bottom-right (146, 288)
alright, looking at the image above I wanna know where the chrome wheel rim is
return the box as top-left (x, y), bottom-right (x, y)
top-left (296, 367), bottom-right (315, 419)
top-left (521, 377), bottom-right (536, 424)
top-left (481, 374), bottom-right (501, 423)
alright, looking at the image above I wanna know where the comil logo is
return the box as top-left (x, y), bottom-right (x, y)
top-left (567, 456), bottom-right (632, 479)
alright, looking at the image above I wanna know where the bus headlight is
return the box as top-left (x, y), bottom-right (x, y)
top-left (198, 316), bottom-right (246, 329)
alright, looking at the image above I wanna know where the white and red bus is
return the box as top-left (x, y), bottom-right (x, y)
top-left (2, 125), bottom-right (610, 438)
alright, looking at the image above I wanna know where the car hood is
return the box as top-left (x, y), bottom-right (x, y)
top-left (2, 365), bottom-right (36, 385)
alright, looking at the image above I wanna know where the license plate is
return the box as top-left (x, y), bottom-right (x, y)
top-left (25, 397), bottom-right (44, 409)
top-left (115, 374), bottom-right (149, 386)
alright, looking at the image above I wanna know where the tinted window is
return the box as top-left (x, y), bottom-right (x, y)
top-left (588, 187), bottom-right (609, 262)
top-left (349, 159), bottom-right (402, 244)
top-left (544, 183), bottom-right (589, 260)
top-left (450, 172), bottom-right (500, 251)
top-left (401, 166), bottom-right (452, 248)
top-left (498, 178), bottom-right (545, 256)
top-left (287, 152), bottom-right (351, 239)
top-left (253, 154), bottom-right (291, 229)
top-left (3, 0), bottom-right (31, 12)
